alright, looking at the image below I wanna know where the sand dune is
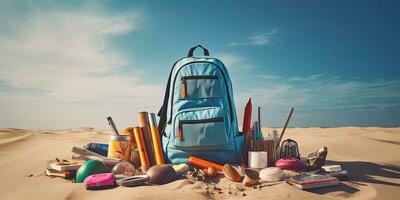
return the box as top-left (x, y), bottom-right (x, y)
top-left (0, 127), bottom-right (399, 200)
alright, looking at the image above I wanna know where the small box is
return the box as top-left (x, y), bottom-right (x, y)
top-left (322, 165), bottom-right (342, 173)
top-left (84, 173), bottom-right (116, 190)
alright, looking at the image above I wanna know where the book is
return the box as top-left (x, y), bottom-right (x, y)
top-left (49, 162), bottom-right (83, 172)
top-left (45, 168), bottom-right (74, 179)
top-left (287, 174), bottom-right (339, 190)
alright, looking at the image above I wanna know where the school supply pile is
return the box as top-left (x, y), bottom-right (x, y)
top-left (42, 45), bottom-right (350, 195)
top-left (244, 106), bottom-right (278, 168)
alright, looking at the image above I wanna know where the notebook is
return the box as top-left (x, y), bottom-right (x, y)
top-left (287, 174), bottom-right (339, 190)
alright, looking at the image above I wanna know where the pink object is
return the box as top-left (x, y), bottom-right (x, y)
top-left (275, 158), bottom-right (304, 171)
top-left (84, 173), bottom-right (116, 190)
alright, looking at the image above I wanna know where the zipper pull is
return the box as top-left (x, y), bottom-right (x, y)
top-left (178, 127), bottom-right (183, 141)
top-left (181, 79), bottom-right (187, 98)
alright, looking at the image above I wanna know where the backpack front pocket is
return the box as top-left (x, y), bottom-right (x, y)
top-left (180, 75), bottom-right (222, 99)
top-left (173, 107), bottom-right (229, 149)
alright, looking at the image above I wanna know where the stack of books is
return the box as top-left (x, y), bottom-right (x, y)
top-left (45, 159), bottom-right (83, 179)
top-left (287, 174), bottom-right (339, 190)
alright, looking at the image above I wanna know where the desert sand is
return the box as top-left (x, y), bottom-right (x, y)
top-left (0, 127), bottom-right (399, 200)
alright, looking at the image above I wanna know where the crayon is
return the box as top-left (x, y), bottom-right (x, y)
top-left (133, 127), bottom-right (150, 172)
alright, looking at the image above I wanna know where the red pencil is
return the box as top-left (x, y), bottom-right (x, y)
top-left (242, 98), bottom-right (252, 166)
top-left (243, 98), bottom-right (252, 132)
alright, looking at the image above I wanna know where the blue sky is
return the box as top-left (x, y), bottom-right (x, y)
top-left (0, 0), bottom-right (399, 128)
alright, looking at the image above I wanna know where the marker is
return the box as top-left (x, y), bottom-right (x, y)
top-left (107, 116), bottom-right (120, 135)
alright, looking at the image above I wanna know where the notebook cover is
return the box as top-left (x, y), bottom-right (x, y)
top-left (287, 174), bottom-right (339, 190)
top-left (49, 162), bottom-right (82, 172)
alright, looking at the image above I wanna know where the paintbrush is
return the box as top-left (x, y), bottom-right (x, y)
top-left (276, 107), bottom-right (294, 150)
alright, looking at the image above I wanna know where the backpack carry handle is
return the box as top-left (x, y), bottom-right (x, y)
top-left (187, 45), bottom-right (210, 57)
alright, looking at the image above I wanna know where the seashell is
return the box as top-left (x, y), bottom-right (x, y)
top-left (223, 164), bottom-right (241, 182)
top-left (172, 163), bottom-right (189, 176)
top-left (198, 168), bottom-right (207, 176)
top-left (259, 167), bottom-right (283, 182)
top-left (146, 164), bottom-right (176, 184)
top-left (242, 168), bottom-right (259, 187)
top-left (204, 167), bottom-right (218, 177)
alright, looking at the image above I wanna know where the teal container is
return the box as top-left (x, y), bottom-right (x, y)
top-left (76, 160), bottom-right (107, 183)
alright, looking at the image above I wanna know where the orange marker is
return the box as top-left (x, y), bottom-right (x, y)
top-left (148, 113), bottom-right (165, 165)
top-left (133, 127), bottom-right (150, 172)
top-left (188, 156), bottom-right (224, 171)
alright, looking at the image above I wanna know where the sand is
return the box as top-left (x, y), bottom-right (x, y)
top-left (0, 127), bottom-right (399, 200)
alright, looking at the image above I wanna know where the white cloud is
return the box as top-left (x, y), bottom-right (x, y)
top-left (233, 72), bottom-right (400, 127)
top-left (0, 7), bottom-right (163, 128)
top-left (214, 53), bottom-right (243, 68)
top-left (214, 53), bottom-right (256, 71)
top-left (239, 74), bottom-right (400, 110)
top-left (254, 75), bottom-right (281, 80)
top-left (229, 28), bottom-right (280, 47)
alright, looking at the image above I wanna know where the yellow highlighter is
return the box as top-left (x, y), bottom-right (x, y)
top-left (148, 113), bottom-right (165, 165)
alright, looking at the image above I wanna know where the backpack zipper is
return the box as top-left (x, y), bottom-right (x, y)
top-left (172, 106), bottom-right (230, 140)
top-left (180, 75), bottom-right (219, 99)
top-left (181, 75), bottom-right (218, 80)
top-left (178, 117), bottom-right (224, 141)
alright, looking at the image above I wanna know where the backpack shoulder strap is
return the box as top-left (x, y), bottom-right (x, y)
top-left (157, 69), bottom-right (173, 135)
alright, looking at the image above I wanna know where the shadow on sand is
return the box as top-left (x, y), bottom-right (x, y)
top-left (307, 160), bottom-right (400, 195)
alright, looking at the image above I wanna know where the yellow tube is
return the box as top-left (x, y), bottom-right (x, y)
top-left (138, 112), bottom-right (156, 166)
top-left (148, 113), bottom-right (165, 165)
top-left (133, 127), bottom-right (150, 172)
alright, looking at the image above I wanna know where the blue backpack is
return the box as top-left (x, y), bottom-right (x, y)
top-left (157, 45), bottom-right (244, 165)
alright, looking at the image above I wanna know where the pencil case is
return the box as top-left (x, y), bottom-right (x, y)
top-left (84, 173), bottom-right (116, 190)
top-left (116, 175), bottom-right (150, 187)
